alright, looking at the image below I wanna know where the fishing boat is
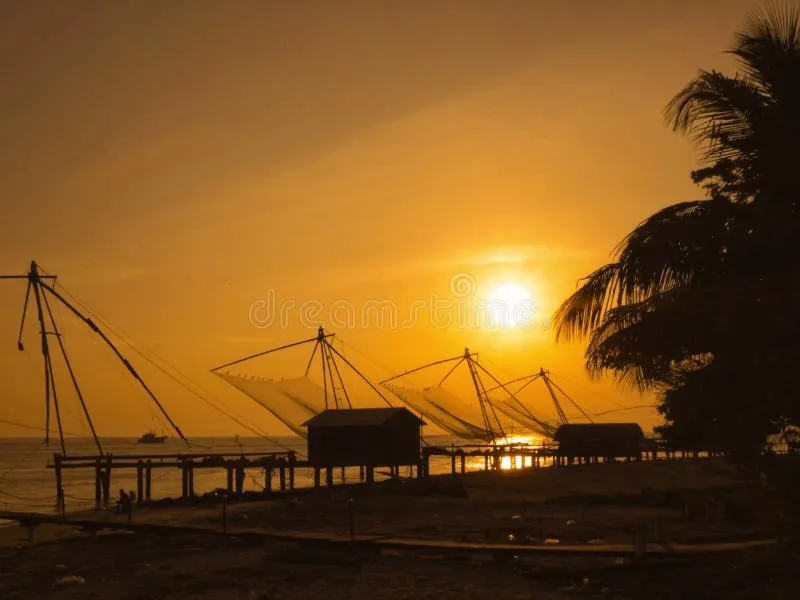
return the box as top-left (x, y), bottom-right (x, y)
top-left (137, 431), bottom-right (167, 444)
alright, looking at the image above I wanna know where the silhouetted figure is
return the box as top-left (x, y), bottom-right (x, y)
top-left (117, 489), bottom-right (130, 514)
top-left (129, 490), bottom-right (137, 506)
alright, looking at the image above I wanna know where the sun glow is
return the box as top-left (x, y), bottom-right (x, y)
top-left (484, 282), bottom-right (536, 329)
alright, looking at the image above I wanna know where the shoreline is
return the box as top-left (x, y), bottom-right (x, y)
top-left (1, 458), bottom-right (797, 599)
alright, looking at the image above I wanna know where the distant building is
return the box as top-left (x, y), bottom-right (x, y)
top-left (302, 407), bottom-right (425, 468)
top-left (554, 423), bottom-right (645, 462)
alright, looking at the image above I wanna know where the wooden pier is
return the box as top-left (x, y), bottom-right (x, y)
top-left (421, 439), bottom-right (722, 477)
top-left (49, 451), bottom-right (305, 510)
top-left (44, 439), bottom-right (723, 512)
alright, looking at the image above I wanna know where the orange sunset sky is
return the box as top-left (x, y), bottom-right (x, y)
top-left (0, 1), bottom-right (763, 439)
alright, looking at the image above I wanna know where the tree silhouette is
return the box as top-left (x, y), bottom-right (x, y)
top-left (554, 4), bottom-right (800, 460)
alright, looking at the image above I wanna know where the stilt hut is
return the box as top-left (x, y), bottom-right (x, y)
top-left (303, 407), bottom-right (424, 468)
top-left (554, 423), bottom-right (645, 463)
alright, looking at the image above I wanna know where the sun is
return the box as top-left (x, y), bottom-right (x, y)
top-left (489, 283), bottom-right (531, 307)
top-left (484, 282), bottom-right (536, 329)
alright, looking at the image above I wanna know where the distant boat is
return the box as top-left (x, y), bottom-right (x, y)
top-left (137, 431), bottom-right (167, 444)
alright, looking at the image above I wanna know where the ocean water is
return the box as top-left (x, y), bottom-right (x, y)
top-left (0, 435), bottom-right (512, 517)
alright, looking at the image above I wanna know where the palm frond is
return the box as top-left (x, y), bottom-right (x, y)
top-left (733, 2), bottom-right (800, 92)
top-left (584, 288), bottom-right (715, 391)
top-left (613, 199), bottom-right (729, 297)
top-left (663, 70), bottom-right (765, 161)
top-left (553, 263), bottom-right (620, 342)
top-left (554, 198), bottom-right (735, 345)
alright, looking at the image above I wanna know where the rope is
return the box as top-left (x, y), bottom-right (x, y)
top-left (588, 404), bottom-right (660, 418)
top-left (338, 339), bottom-right (398, 381)
top-left (0, 417), bottom-right (85, 437)
top-left (40, 270), bottom-right (299, 454)
top-left (63, 493), bottom-right (95, 502)
top-left (0, 443), bottom-right (45, 482)
top-left (57, 284), bottom-right (279, 434)
top-left (0, 489), bottom-right (56, 503)
top-left (248, 474), bottom-right (265, 490)
top-left (547, 370), bottom-right (639, 412)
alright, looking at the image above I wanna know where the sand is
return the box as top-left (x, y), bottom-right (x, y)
top-left (98, 459), bottom-right (771, 546)
top-left (1, 459), bottom-right (797, 599)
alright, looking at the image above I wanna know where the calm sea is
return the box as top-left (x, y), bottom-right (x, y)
top-left (0, 435), bottom-right (500, 519)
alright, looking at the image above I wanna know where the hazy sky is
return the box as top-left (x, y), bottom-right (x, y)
top-left (0, 0), bottom-right (764, 439)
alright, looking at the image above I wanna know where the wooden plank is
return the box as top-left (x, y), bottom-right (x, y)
top-left (0, 510), bottom-right (777, 558)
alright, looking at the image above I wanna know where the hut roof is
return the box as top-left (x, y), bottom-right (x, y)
top-left (554, 422), bottom-right (645, 442)
top-left (302, 407), bottom-right (425, 428)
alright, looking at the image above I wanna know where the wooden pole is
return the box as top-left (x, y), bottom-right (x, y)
top-left (94, 460), bottom-right (102, 509)
top-left (188, 460), bottom-right (195, 498)
top-left (102, 455), bottom-right (112, 507)
top-left (288, 454), bottom-right (296, 491)
top-left (54, 453), bottom-right (65, 519)
top-left (264, 467), bottom-right (273, 493)
top-left (145, 460), bottom-right (152, 501)
top-left (181, 462), bottom-right (188, 499)
top-left (226, 462), bottom-right (234, 495)
top-left (136, 460), bottom-right (144, 506)
top-left (235, 460), bottom-right (245, 496)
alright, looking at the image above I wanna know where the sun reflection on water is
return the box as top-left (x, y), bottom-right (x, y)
top-left (461, 433), bottom-right (553, 471)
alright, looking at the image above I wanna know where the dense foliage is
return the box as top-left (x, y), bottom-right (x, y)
top-left (554, 4), bottom-right (800, 460)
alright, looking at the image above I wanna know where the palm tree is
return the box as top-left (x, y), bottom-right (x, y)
top-left (554, 4), bottom-right (800, 456)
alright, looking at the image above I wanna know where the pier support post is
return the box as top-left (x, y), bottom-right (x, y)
top-left (136, 461), bottom-right (144, 506)
top-left (181, 462), bottom-right (188, 499)
top-left (53, 454), bottom-right (65, 518)
top-left (235, 460), bottom-right (245, 497)
top-left (102, 454), bottom-right (112, 508)
top-left (279, 465), bottom-right (287, 492)
top-left (188, 460), bottom-right (195, 498)
top-left (366, 465), bottom-right (374, 484)
top-left (459, 453), bottom-right (465, 475)
top-left (94, 460), bottom-right (102, 509)
top-left (145, 460), bottom-right (152, 501)
top-left (226, 462), bottom-right (234, 495)
top-left (314, 467), bottom-right (321, 488)
top-left (264, 467), bottom-right (273, 493)
top-left (326, 467), bottom-right (334, 488)
top-left (288, 453), bottom-right (296, 491)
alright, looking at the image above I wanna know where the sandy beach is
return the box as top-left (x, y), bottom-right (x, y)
top-left (2, 459), bottom-right (798, 599)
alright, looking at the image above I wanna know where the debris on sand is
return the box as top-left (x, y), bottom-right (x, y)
top-left (56, 575), bottom-right (84, 585)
